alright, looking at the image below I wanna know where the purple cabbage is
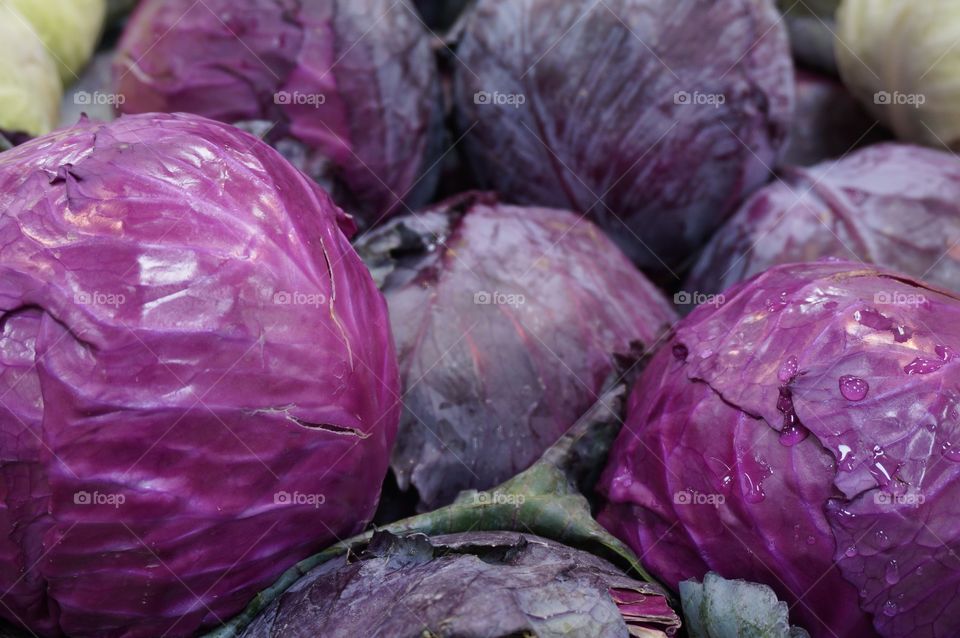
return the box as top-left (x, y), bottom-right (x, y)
top-left (782, 70), bottom-right (887, 167)
top-left (114, 0), bottom-right (442, 228)
top-left (452, 0), bottom-right (794, 271)
top-left (599, 260), bottom-right (960, 637)
top-left (356, 193), bottom-right (677, 509)
top-left (0, 112), bottom-right (398, 637)
top-left (687, 144), bottom-right (960, 296)
top-left (238, 530), bottom-right (681, 637)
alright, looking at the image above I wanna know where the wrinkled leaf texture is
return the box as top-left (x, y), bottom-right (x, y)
top-left (239, 530), bottom-right (679, 638)
top-left (115, 0), bottom-right (442, 227)
top-left (357, 192), bottom-right (677, 510)
top-left (453, 0), bottom-right (794, 271)
top-left (688, 144), bottom-right (960, 296)
top-left (0, 113), bottom-right (398, 638)
top-left (600, 261), bottom-right (960, 637)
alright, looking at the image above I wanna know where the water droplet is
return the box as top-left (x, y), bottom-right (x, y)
top-left (857, 308), bottom-right (914, 342)
top-left (904, 357), bottom-right (943, 375)
top-left (778, 356), bottom-right (799, 383)
top-left (806, 535), bottom-right (816, 545)
top-left (777, 387), bottom-right (809, 446)
top-left (936, 344), bottom-right (959, 361)
top-left (766, 291), bottom-right (790, 313)
top-left (875, 530), bottom-right (890, 547)
top-left (776, 387), bottom-right (793, 412)
top-left (740, 452), bottom-right (772, 504)
top-left (868, 444), bottom-right (902, 490)
top-left (845, 546), bottom-right (858, 558)
top-left (780, 423), bottom-right (809, 447)
top-left (838, 444), bottom-right (856, 472)
top-left (893, 326), bottom-right (911, 343)
top-left (672, 343), bottom-right (689, 361)
top-left (885, 559), bottom-right (900, 584)
top-left (882, 600), bottom-right (898, 617)
top-left (942, 442), bottom-right (960, 462)
top-left (857, 308), bottom-right (893, 330)
top-left (839, 375), bottom-right (869, 401)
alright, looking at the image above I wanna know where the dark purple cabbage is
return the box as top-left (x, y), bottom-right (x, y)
top-left (687, 144), bottom-right (960, 296)
top-left (782, 70), bottom-right (888, 167)
top-left (0, 113), bottom-right (399, 638)
top-left (238, 531), bottom-right (681, 638)
top-left (114, 0), bottom-right (441, 227)
top-left (357, 193), bottom-right (677, 509)
top-left (452, 0), bottom-right (794, 271)
top-left (599, 260), bottom-right (960, 638)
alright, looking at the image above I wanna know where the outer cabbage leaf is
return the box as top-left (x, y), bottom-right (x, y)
top-left (687, 144), bottom-right (960, 295)
top-left (681, 573), bottom-right (810, 638)
top-left (600, 260), bottom-right (960, 637)
top-left (115, 0), bottom-right (442, 227)
top-left (453, 0), bottom-right (793, 271)
top-left (238, 530), bottom-right (679, 637)
top-left (356, 193), bottom-right (677, 510)
top-left (0, 112), bottom-right (399, 638)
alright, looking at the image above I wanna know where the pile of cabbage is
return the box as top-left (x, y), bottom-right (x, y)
top-left (5, 0), bottom-right (960, 637)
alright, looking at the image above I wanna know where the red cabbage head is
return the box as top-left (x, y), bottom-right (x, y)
top-left (0, 113), bottom-right (399, 637)
top-left (114, 0), bottom-right (442, 227)
top-left (599, 261), bottom-right (960, 637)
top-left (357, 193), bottom-right (677, 509)
top-left (688, 144), bottom-right (960, 296)
top-left (453, 0), bottom-right (794, 271)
